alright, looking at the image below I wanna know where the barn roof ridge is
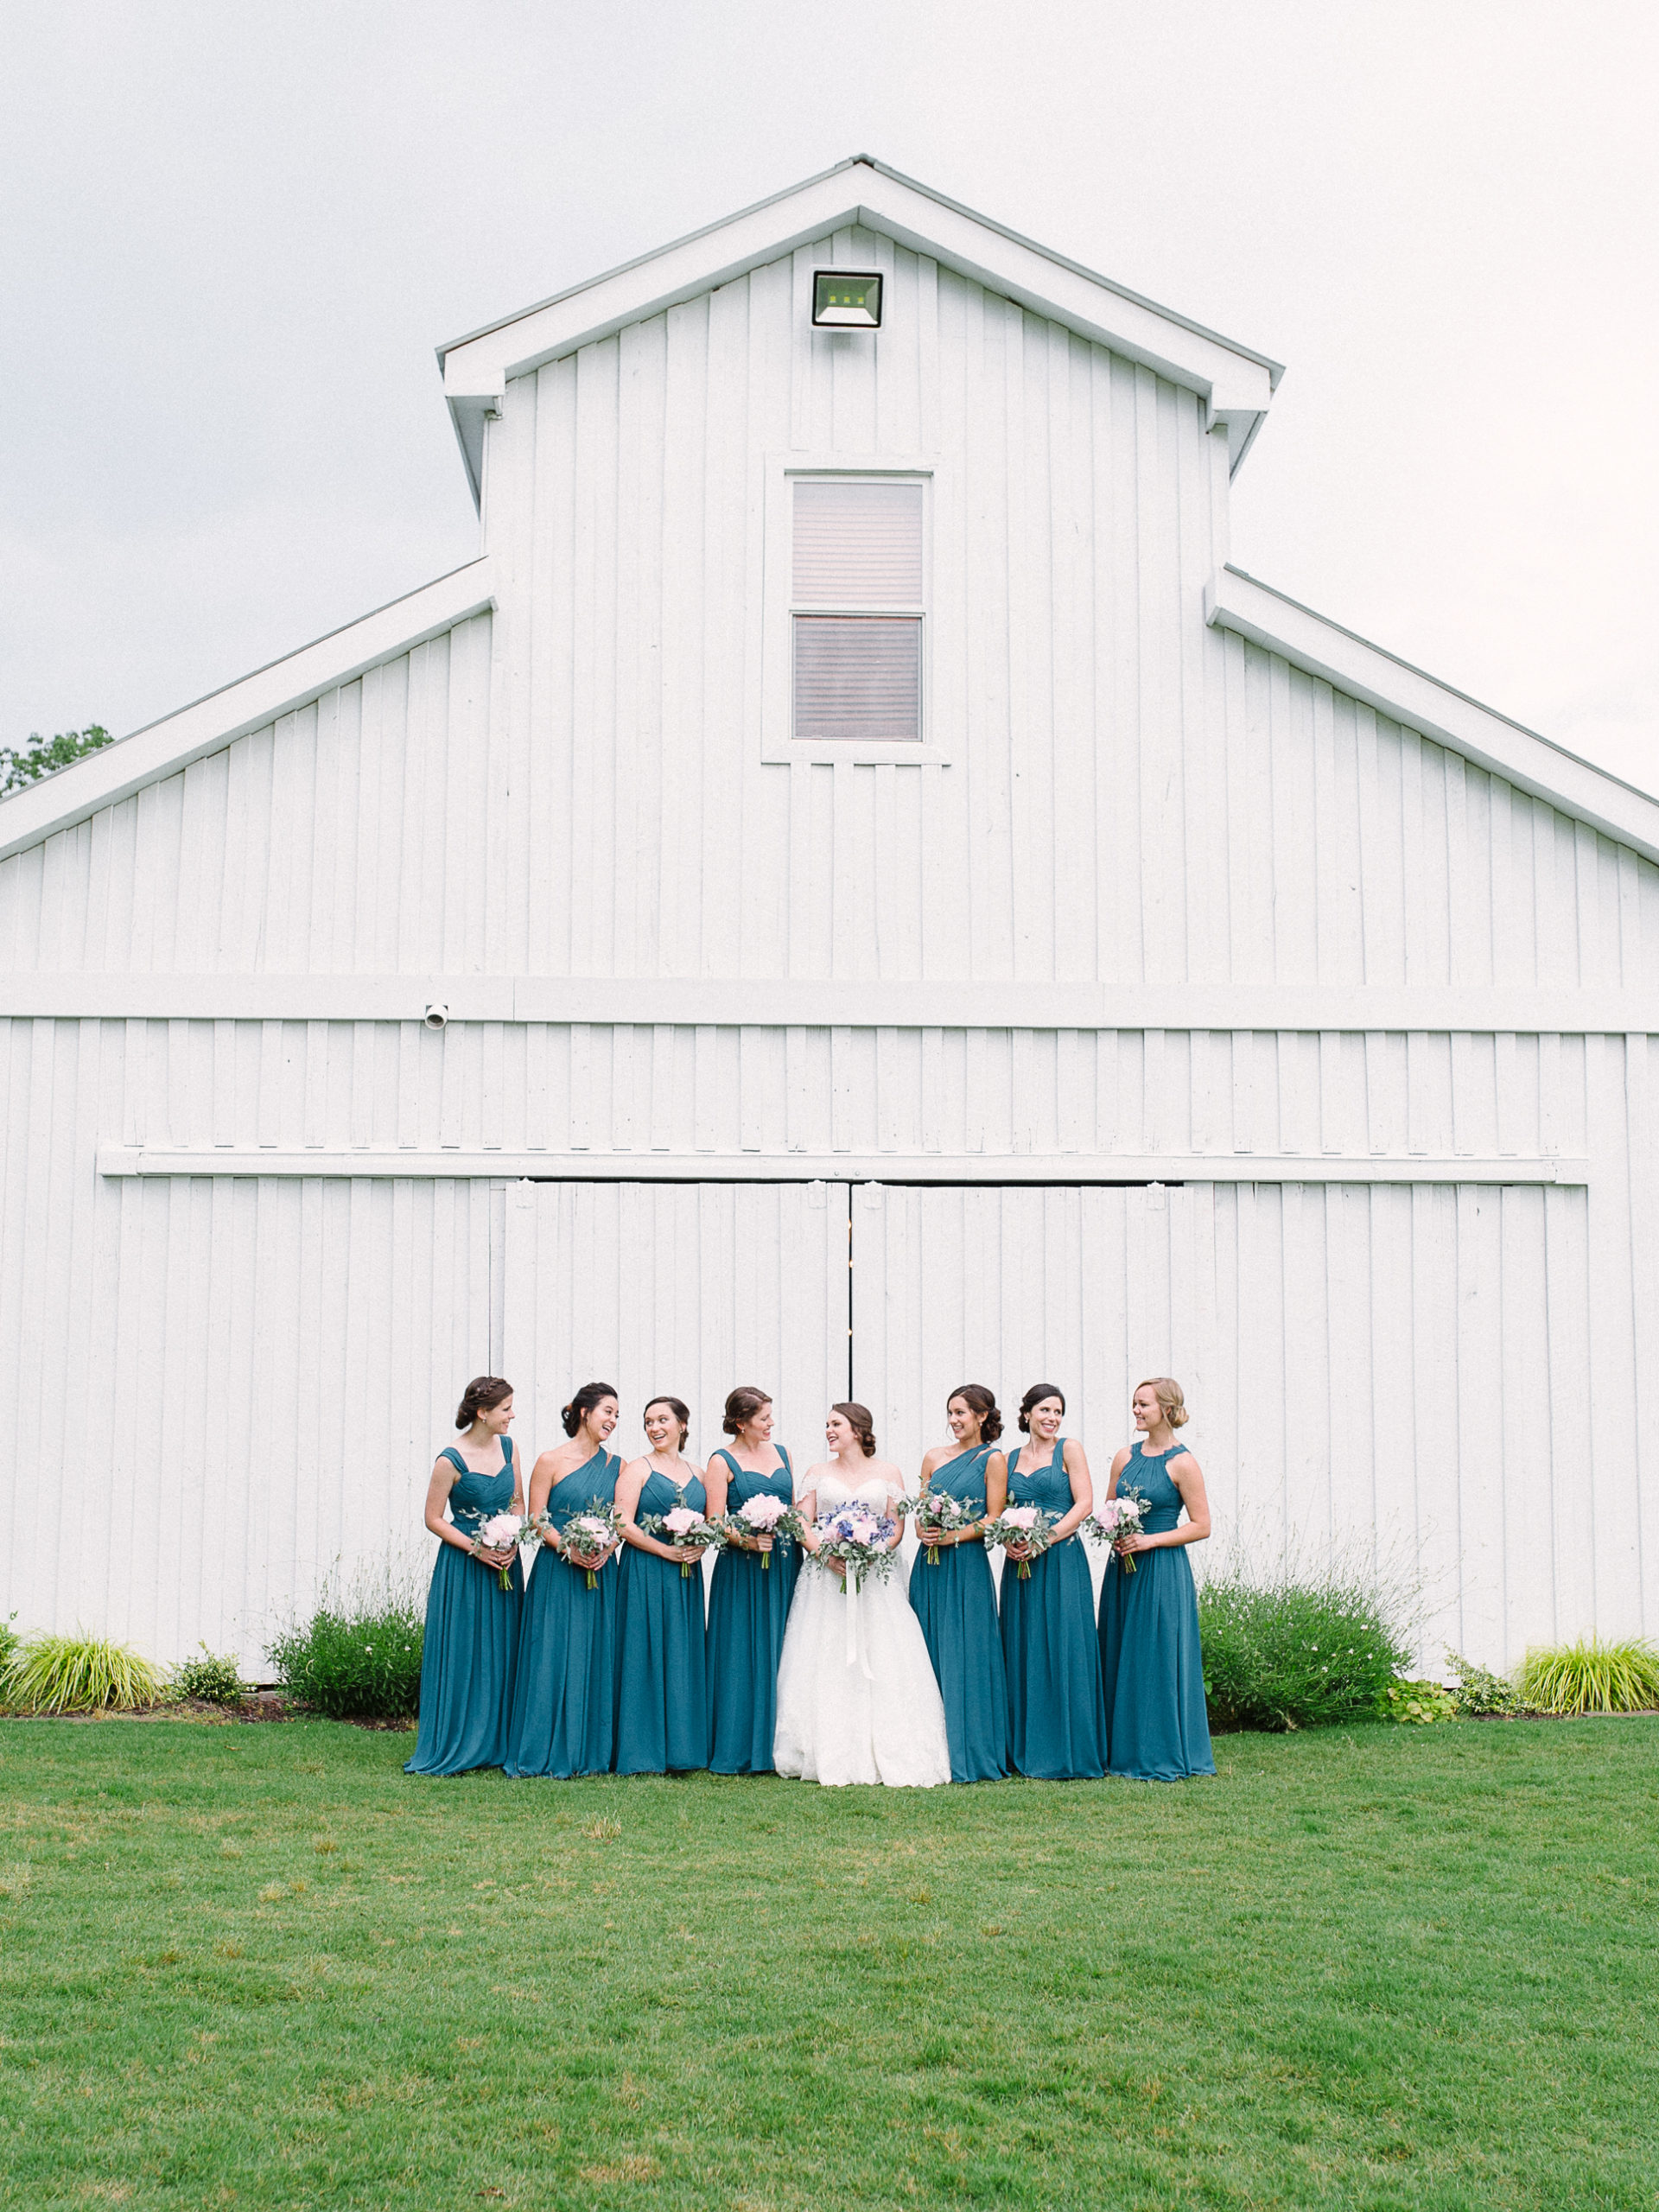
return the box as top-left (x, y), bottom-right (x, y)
top-left (435, 154), bottom-right (1285, 502)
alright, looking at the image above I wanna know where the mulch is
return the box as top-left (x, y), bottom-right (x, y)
top-left (0, 1694), bottom-right (415, 1732)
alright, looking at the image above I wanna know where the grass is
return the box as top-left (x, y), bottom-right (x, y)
top-left (1518, 1637), bottom-right (1659, 1716)
top-left (1, 1721), bottom-right (1656, 2209)
top-left (5, 1634), bottom-right (162, 1713)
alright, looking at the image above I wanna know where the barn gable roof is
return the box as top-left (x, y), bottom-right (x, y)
top-left (436, 154), bottom-right (1285, 502)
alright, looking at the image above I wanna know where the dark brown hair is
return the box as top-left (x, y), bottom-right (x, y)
top-left (947, 1383), bottom-right (1002, 1445)
top-left (645, 1395), bottom-right (691, 1448)
top-left (1018, 1382), bottom-right (1065, 1433)
top-left (454, 1376), bottom-right (512, 1431)
top-left (722, 1386), bottom-right (772, 1438)
top-left (831, 1402), bottom-right (877, 1458)
top-left (562, 1381), bottom-right (619, 1439)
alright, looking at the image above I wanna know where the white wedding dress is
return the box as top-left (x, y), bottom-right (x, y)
top-left (773, 1469), bottom-right (952, 1788)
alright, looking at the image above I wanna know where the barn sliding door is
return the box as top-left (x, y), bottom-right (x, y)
top-left (502, 1181), bottom-right (850, 1465)
top-left (850, 1183), bottom-right (1215, 1494)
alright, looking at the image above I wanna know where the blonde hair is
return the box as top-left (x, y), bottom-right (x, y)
top-left (1136, 1376), bottom-right (1189, 1428)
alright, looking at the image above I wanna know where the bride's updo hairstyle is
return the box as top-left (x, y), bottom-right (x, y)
top-left (455, 1376), bottom-right (512, 1430)
top-left (832, 1402), bottom-right (878, 1457)
top-left (1018, 1383), bottom-right (1066, 1433)
top-left (948, 1383), bottom-right (1002, 1443)
top-left (1136, 1376), bottom-right (1190, 1427)
top-left (722, 1385), bottom-right (772, 1437)
top-left (562, 1380), bottom-right (618, 1439)
top-left (644, 1395), bottom-right (691, 1448)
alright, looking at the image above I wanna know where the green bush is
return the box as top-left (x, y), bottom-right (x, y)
top-left (269, 1606), bottom-right (423, 1719)
top-left (0, 1613), bottom-right (20, 1695)
top-left (168, 1645), bottom-right (247, 1706)
top-left (1518, 1637), bottom-right (1659, 1716)
top-left (1199, 1569), bottom-right (1412, 1731)
top-left (10, 1634), bottom-right (162, 1713)
top-left (1377, 1678), bottom-right (1458, 1725)
top-left (1445, 1647), bottom-right (1524, 1717)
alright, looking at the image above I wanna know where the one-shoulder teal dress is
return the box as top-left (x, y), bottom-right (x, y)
top-left (1097, 1440), bottom-right (1216, 1780)
top-left (406, 1439), bottom-right (523, 1777)
top-left (999, 1436), bottom-right (1107, 1779)
top-left (706, 1446), bottom-right (799, 1776)
top-left (908, 1446), bottom-right (1007, 1782)
top-left (505, 1448), bottom-right (622, 1779)
top-left (613, 1468), bottom-right (710, 1774)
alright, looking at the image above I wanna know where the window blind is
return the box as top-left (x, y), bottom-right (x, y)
top-left (792, 480), bottom-right (923, 605)
top-left (792, 616), bottom-right (922, 742)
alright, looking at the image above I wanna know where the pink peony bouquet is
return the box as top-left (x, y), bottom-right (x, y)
top-left (813, 1503), bottom-right (901, 1587)
top-left (561, 1502), bottom-right (626, 1589)
top-left (471, 1510), bottom-right (531, 1590)
top-left (913, 1490), bottom-right (981, 1566)
top-left (982, 1503), bottom-right (1061, 1580)
top-left (639, 1503), bottom-right (721, 1577)
top-left (1085, 1488), bottom-right (1150, 1573)
top-left (714, 1493), bottom-right (805, 1570)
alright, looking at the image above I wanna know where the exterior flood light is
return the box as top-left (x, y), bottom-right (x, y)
top-left (812, 270), bottom-right (883, 328)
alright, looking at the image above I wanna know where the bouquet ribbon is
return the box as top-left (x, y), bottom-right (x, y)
top-left (842, 1562), bottom-right (874, 1681)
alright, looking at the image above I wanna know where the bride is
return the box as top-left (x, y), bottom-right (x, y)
top-left (773, 1402), bottom-right (951, 1789)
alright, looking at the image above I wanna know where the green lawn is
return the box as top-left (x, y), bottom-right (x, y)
top-left (1, 1719), bottom-right (1655, 2209)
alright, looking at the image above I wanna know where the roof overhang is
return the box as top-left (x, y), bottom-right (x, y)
top-left (1206, 565), bottom-right (1659, 866)
top-left (438, 155), bottom-right (1282, 505)
top-left (0, 560), bottom-right (496, 863)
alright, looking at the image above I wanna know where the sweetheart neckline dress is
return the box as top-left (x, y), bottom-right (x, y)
top-left (405, 1437), bottom-right (523, 1777)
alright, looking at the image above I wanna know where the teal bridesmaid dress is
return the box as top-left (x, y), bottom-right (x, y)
top-left (999, 1436), bottom-right (1107, 1779)
top-left (505, 1449), bottom-right (623, 1779)
top-left (705, 1446), bottom-right (800, 1775)
top-left (908, 1446), bottom-right (1007, 1782)
top-left (1097, 1440), bottom-right (1216, 1780)
top-left (613, 1470), bottom-right (710, 1774)
top-left (405, 1438), bottom-right (522, 1776)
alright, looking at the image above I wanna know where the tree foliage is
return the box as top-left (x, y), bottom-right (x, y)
top-left (0, 724), bottom-right (113, 797)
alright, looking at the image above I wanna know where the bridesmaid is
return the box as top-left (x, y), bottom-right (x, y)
top-left (1098, 1377), bottom-right (1216, 1781)
top-left (505, 1381), bottom-right (624, 1779)
top-left (613, 1395), bottom-right (710, 1775)
top-left (910, 1384), bottom-right (1008, 1783)
top-left (406, 1376), bottom-right (524, 1777)
top-left (1000, 1383), bottom-right (1108, 1779)
top-left (704, 1385), bottom-right (800, 1776)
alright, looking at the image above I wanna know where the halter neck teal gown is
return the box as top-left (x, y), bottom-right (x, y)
top-left (405, 1439), bottom-right (522, 1777)
top-left (1097, 1440), bottom-right (1216, 1780)
top-left (613, 1467), bottom-right (710, 1774)
top-left (999, 1436), bottom-right (1107, 1779)
top-left (505, 1448), bottom-right (622, 1779)
top-left (706, 1446), bottom-right (799, 1775)
top-left (908, 1446), bottom-right (1007, 1782)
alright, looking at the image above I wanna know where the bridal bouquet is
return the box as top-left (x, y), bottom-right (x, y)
top-left (1085, 1488), bottom-right (1150, 1573)
top-left (913, 1490), bottom-right (980, 1566)
top-left (471, 1510), bottom-right (531, 1591)
top-left (813, 1503), bottom-right (901, 1587)
top-left (561, 1502), bottom-right (626, 1589)
top-left (983, 1503), bottom-right (1061, 1580)
top-left (639, 1503), bottom-right (721, 1577)
top-left (714, 1493), bottom-right (805, 1570)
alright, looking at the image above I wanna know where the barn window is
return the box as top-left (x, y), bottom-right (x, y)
top-left (791, 479), bottom-right (924, 744)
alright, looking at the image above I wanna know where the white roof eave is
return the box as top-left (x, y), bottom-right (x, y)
top-left (438, 156), bottom-right (1281, 501)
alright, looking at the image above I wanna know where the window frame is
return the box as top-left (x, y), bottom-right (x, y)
top-left (759, 453), bottom-right (955, 766)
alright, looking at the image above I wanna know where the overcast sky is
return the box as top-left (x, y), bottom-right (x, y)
top-left (4, 2), bottom-right (1656, 793)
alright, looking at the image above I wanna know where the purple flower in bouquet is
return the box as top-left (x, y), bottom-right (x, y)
top-left (814, 1504), bottom-right (900, 1588)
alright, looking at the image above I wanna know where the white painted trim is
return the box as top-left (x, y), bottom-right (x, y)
top-left (440, 158), bottom-right (1278, 497)
top-left (97, 1146), bottom-right (1588, 1186)
top-left (6, 976), bottom-right (1657, 1036)
top-left (0, 562), bottom-right (497, 862)
top-left (1205, 565), bottom-right (1659, 865)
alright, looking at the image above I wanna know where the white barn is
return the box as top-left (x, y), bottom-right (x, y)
top-left (3, 156), bottom-right (1656, 1673)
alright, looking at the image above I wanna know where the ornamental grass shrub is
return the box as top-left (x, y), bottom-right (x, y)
top-left (1198, 1567), bottom-right (1413, 1731)
top-left (1517, 1637), bottom-right (1659, 1716)
top-left (8, 1633), bottom-right (162, 1713)
top-left (269, 1606), bottom-right (423, 1719)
